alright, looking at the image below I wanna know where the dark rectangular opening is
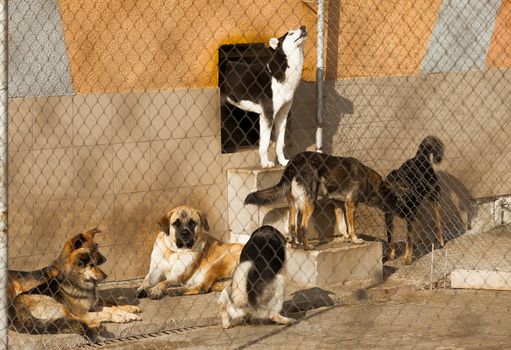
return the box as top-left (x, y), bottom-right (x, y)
top-left (218, 43), bottom-right (271, 154)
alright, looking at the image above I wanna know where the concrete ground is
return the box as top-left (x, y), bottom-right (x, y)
top-left (96, 289), bottom-right (511, 350)
top-left (386, 224), bottom-right (511, 288)
top-left (9, 225), bottom-right (511, 349)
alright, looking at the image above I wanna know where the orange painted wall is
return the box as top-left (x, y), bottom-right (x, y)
top-left (487, 0), bottom-right (511, 68)
top-left (335, 0), bottom-right (442, 78)
top-left (58, 0), bottom-right (442, 93)
top-left (58, 0), bottom-right (317, 94)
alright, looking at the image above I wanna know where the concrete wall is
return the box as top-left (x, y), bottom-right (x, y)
top-left (7, 88), bottom-right (265, 280)
top-left (9, 66), bottom-right (511, 279)
top-left (288, 69), bottom-right (511, 242)
top-left (8, 0), bottom-right (511, 279)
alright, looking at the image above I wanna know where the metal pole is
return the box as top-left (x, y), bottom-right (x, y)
top-left (430, 243), bottom-right (435, 290)
top-left (0, 0), bottom-right (7, 348)
top-left (315, 0), bottom-right (325, 153)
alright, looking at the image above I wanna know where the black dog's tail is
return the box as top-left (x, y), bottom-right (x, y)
top-left (244, 178), bottom-right (291, 206)
top-left (416, 136), bottom-right (444, 164)
top-left (241, 226), bottom-right (286, 308)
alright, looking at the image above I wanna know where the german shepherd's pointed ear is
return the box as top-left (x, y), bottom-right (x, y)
top-left (60, 233), bottom-right (86, 257)
top-left (61, 228), bottom-right (101, 257)
top-left (197, 211), bottom-right (210, 232)
top-left (158, 214), bottom-right (171, 236)
top-left (83, 227), bottom-right (101, 241)
top-left (69, 248), bottom-right (91, 266)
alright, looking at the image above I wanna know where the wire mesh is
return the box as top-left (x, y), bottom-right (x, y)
top-left (5, 0), bottom-right (511, 348)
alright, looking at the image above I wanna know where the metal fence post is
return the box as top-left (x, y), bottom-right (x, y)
top-left (315, 0), bottom-right (325, 153)
top-left (0, 0), bottom-right (7, 348)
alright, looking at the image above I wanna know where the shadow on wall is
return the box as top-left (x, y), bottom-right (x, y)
top-left (381, 170), bottom-right (476, 261)
top-left (289, 80), bottom-right (353, 156)
top-left (280, 0), bottom-right (350, 158)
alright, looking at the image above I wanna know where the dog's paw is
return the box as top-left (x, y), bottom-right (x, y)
top-left (261, 160), bottom-right (275, 168)
top-left (119, 305), bottom-right (142, 314)
top-left (282, 317), bottom-right (297, 325)
top-left (147, 288), bottom-right (164, 300)
top-left (278, 158), bottom-right (289, 167)
top-left (339, 234), bottom-right (350, 242)
top-left (387, 249), bottom-right (396, 262)
top-left (270, 314), bottom-right (296, 326)
top-left (112, 311), bottom-right (142, 323)
top-left (351, 237), bottom-right (364, 245)
top-left (136, 287), bottom-right (148, 299)
top-left (403, 255), bottom-right (413, 265)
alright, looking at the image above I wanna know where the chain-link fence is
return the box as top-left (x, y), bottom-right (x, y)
top-left (5, 0), bottom-right (511, 348)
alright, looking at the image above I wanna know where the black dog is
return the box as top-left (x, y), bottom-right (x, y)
top-left (382, 136), bottom-right (445, 264)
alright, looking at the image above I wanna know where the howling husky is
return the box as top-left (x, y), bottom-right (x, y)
top-left (220, 26), bottom-right (307, 168)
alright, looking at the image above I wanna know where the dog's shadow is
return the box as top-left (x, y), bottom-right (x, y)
top-left (376, 170), bottom-right (476, 268)
top-left (283, 287), bottom-right (336, 319)
top-left (242, 287), bottom-right (335, 327)
top-left (98, 286), bottom-right (141, 306)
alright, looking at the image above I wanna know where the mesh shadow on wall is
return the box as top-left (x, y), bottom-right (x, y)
top-left (384, 170), bottom-right (475, 263)
top-left (290, 80), bottom-right (353, 156)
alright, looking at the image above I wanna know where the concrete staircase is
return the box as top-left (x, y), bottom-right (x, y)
top-left (226, 167), bottom-right (383, 287)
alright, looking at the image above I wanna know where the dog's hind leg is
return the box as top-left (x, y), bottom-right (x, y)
top-left (288, 196), bottom-right (298, 247)
top-left (334, 202), bottom-right (349, 241)
top-left (403, 219), bottom-right (415, 265)
top-left (299, 199), bottom-right (315, 250)
top-left (432, 200), bottom-right (444, 248)
top-left (274, 102), bottom-right (292, 167)
top-left (259, 110), bottom-right (274, 168)
top-left (268, 275), bottom-right (295, 325)
top-left (345, 199), bottom-right (363, 244)
top-left (385, 211), bottom-right (396, 261)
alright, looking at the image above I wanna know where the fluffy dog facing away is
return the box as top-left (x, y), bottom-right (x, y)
top-left (218, 225), bottom-right (295, 328)
top-left (220, 26), bottom-right (307, 168)
top-left (382, 136), bottom-right (445, 264)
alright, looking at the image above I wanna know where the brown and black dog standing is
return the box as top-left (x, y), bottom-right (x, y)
top-left (10, 228), bottom-right (142, 339)
top-left (381, 136), bottom-right (445, 265)
top-left (137, 205), bottom-right (243, 299)
top-left (245, 151), bottom-right (384, 249)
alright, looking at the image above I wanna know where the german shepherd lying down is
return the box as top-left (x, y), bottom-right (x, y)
top-left (382, 136), bottom-right (445, 264)
top-left (10, 229), bottom-right (141, 339)
top-left (245, 151), bottom-right (384, 249)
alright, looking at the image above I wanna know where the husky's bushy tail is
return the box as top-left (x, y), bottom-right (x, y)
top-left (416, 136), bottom-right (444, 164)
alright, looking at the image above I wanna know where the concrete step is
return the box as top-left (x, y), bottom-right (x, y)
top-left (227, 166), bottom-right (348, 243)
top-left (227, 166), bottom-right (287, 243)
top-left (285, 239), bottom-right (383, 288)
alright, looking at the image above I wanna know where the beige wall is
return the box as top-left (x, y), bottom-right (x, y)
top-left (290, 70), bottom-right (511, 200)
top-left (7, 88), bottom-right (264, 280)
top-left (8, 68), bottom-right (511, 279)
top-left (287, 69), bottom-right (511, 241)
